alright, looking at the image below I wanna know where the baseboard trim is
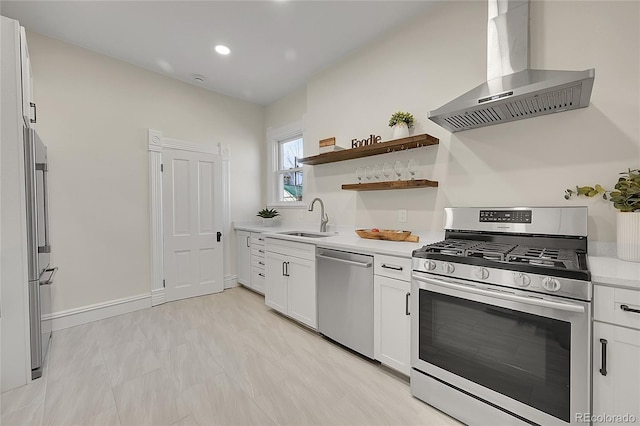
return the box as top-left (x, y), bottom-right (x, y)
top-left (224, 274), bottom-right (238, 289)
top-left (151, 288), bottom-right (166, 306)
top-left (44, 293), bottom-right (152, 331)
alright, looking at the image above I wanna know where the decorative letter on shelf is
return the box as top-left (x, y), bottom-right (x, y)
top-left (351, 134), bottom-right (382, 148)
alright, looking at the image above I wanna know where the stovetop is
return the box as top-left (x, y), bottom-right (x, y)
top-left (413, 237), bottom-right (590, 281)
top-left (412, 207), bottom-right (592, 301)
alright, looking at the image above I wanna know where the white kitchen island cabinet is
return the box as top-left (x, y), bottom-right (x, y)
top-left (264, 237), bottom-right (317, 329)
top-left (374, 254), bottom-right (412, 375)
top-left (592, 284), bottom-right (640, 425)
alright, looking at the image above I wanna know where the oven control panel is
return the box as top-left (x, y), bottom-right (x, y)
top-left (479, 210), bottom-right (532, 223)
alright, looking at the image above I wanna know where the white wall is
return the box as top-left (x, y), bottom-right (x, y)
top-left (27, 32), bottom-right (265, 313)
top-left (266, 0), bottom-right (640, 242)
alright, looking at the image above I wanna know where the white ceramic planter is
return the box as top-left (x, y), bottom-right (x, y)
top-left (392, 123), bottom-right (410, 139)
top-left (261, 218), bottom-right (279, 227)
top-left (616, 211), bottom-right (640, 262)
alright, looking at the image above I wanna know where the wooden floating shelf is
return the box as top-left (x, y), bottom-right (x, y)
top-left (299, 133), bottom-right (439, 166)
top-left (342, 179), bottom-right (439, 191)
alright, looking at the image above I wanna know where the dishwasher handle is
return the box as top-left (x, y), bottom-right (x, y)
top-left (317, 253), bottom-right (372, 268)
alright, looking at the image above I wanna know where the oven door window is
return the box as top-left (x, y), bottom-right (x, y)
top-left (419, 289), bottom-right (571, 422)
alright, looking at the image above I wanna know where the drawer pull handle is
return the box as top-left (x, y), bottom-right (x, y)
top-left (621, 304), bottom-right (640, 314)
top-left (258, 261), bottom-right (264, 265)
top-left (246, 236), bottom-right (250, 247)
top-left (258, 249), bottom-right (264, 253)
top-left (599, 338), bottom-right (608, 376)
top-left (405, 292), bottom-right (410, 316)
top-left (258, 273), bottom-right (265, 277)
top-left (381, 264), bottom-right (403, 271)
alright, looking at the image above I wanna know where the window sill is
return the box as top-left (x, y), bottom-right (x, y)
top-left (268, 202), bottom-right (307, 209)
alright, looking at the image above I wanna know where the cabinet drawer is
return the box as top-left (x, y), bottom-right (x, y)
top-left (594, 285), bottom-right (640, 330)
top-left (374, 255), bottom-right (411, 281)
top-left (251, 257), bottom-right (266, 269)
top-left (251, 247), bottom-right (266, 258)
top-left (251, 233), bottom-right (265, 247)
top-left (251, 267), bottom-right (265, 294)
top-left (265, 238), bottom-right (315, 261)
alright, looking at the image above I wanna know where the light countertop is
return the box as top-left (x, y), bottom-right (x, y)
top-left (589, 256), bottom-right (640, 291)
top-left (235, 222), bottom-right (640, 290)
top-left (234, 222), bottom-right (442, 258)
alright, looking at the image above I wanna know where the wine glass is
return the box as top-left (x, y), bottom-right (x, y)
top-left (382, 162), bottom-right (392, 180)
top-left (365, 166), bottom-right (373, 181)
top-left (393, 161), bottom-right (404, 180)
top-left (356, 167), bottom-right (364, 183)
top-left (373, 164), bottom-right (382, 180)
top-left (407, 159), bottom-right (418, 180)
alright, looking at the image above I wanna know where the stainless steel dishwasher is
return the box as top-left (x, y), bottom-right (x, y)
top-left (316, 247), bottom-right (374, 359)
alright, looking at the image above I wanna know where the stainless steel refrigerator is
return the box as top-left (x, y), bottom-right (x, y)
top-left (24, 127), bottom-right (57, 379)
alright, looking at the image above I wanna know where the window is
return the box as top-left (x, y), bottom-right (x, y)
top-left (267, 120), bottom-right (304, 207)
top-left (277, 136), bottom-right (303, 202)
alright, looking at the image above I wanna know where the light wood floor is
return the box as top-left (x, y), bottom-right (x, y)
top-left (1, 286), bottom-right (459, 426)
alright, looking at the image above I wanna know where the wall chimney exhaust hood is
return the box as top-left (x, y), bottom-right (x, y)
top-left (428, 0), bottom-right (595, 133)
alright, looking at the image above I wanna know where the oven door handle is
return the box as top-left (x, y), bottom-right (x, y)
top-left (415, 275), bottom-right (585, 314)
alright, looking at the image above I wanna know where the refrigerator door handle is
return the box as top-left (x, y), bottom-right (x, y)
top-left (30, 102), bottom-right (37, 123)
top-left (36, 159), bottom-right (51, 254)
top-left (24, 127), bottom-right (39, 279)
top-left (41, 267), bottom-right (58, 286)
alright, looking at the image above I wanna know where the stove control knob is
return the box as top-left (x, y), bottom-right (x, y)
top-left (513, 272), bottom-right (531, 287)
top-left (474, 267), bottom-right (489, 280)
top-left (542, 277), bottom-right (561, 292)
top-left (443, 263), bottom-right (455, 274)
top-left (424, 260), bottom-right (437, 271)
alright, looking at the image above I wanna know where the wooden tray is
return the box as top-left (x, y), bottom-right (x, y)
top-left (356, 229), bottom-right (414, 241)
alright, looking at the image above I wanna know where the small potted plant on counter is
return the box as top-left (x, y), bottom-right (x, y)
top-left (257, 207), bottom-right (280, 227)
top-left (388, 111), bottom-right (414, 139)
top-left (565, 168), bottom-right (640, 262)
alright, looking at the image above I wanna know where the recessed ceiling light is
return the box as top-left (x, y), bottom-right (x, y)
top-left (214, 45), bottom-right (231, 55)
top-left (193, 74), bottom-right (206, 83)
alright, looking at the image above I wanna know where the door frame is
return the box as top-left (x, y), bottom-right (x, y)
top-left (148, 129), bottom-right (231, 306)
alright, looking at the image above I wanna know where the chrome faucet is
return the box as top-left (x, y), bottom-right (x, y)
top-left (308, 198), bottom-right (329, 232)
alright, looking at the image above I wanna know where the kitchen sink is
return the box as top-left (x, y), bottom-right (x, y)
top-left (277, 231), bottom-right (330, 238)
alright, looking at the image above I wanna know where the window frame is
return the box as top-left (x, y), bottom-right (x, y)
top-left (267, 119), bottom-right (306, 208)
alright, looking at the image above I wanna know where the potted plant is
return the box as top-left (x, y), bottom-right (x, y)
top-left (388, 111), bottom-right (414, 139)
top-left (565, 168), bottom-right (640, 262)
top-left (257, 207), bottom-right (280, 227)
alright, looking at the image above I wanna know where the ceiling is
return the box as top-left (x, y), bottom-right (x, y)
top-left (2, 1), bottom-right (436, 105)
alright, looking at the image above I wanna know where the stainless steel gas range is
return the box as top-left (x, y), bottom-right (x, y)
top-left (410, 207), bottom-right (591, 426)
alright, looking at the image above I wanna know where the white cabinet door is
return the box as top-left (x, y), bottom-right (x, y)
top-left (250, 267), bottom-right (265, 294)
top-left (265, 251), bottom-right (287, 315)
top-left (287, 257), bottom-right (317, 329)
top-left (236, 230), bottom-right (251, 285)
top-left (374, 275), bottom-right (411, 375)
top-left (593, 321), bottom-right (640, 424)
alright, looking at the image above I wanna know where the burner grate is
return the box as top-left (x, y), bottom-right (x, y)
top-left (507, 246), bottom-right (579, 269)
top-left (465, 242), bottom-right (518, 261)
top-left (423, 239), bottom-right (482, 256)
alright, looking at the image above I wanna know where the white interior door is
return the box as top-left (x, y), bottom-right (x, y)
top-left (163, 148), bottom-right (223, 302)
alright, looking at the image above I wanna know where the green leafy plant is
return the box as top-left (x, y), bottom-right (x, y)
top-left (256, 207), bottom-right (280, 218)
top-left (388, 111), bottom-right (414, 129)
top-left (564, 168), bottom-right (640, 212)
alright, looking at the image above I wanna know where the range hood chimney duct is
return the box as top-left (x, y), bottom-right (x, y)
top-left (428, 0), bottom-right (595, 133)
